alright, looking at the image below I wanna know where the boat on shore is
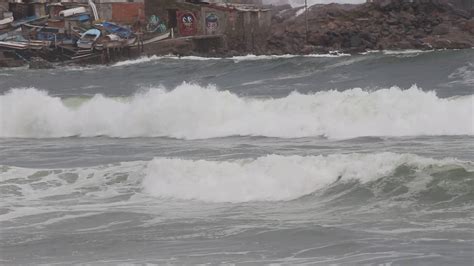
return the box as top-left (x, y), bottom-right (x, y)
top-left (77, 29), bottom-right (101, 49)
top-left (0, 17), bottom-right (14, 30)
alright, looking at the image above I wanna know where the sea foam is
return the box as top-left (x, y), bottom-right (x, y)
top-left (1, 84), bottom-right (472, 139)
top-left (142, 152), bottom-right (466, 202)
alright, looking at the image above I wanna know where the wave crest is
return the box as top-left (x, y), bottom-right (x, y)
top-left (1, 153), bottom-right (471, 204)
top-left (1, 84), bottom-right (472, 139)
top-left (142, 153), bottom-right (468, 203)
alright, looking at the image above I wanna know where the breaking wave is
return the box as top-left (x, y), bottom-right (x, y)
top-left (0, 84), bottom-right (472, 139)
top-left (448, 62), bottom-right (474, 86)
top-left (111, 53), bottom-right (349, 67)
top-left (143, 153), bottom-right (471, 203)
top-left (1, 153), bottom-right (472, 204)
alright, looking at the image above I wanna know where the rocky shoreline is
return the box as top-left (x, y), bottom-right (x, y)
top-left (264, 1), bottom-right (474, 55)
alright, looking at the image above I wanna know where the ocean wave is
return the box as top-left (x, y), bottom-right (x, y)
top-left (111, 53), bottom-right (350, 67)
top-left (1, 153), bottom-right (471, 204)
top-left (143, 153), bottom-right (469, 203)
top-left (448, 63), bottom-right (474, 86)
top-left (382, 49), bottom-right (429, 55)
top-left (1, 84), bottom-right (472, 139)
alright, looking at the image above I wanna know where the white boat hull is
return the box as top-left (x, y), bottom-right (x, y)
top-left (0, 17), bottom-right (14, 29)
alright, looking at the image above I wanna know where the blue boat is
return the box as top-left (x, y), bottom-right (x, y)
top-left (77, 29), bottom-right (101, 49)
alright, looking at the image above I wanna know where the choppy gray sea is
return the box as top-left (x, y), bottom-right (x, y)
top-left (1, 50), bottom-right (473, 264)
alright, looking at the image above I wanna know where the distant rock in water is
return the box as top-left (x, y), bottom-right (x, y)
top-left (265, 1), bottom-right (474, 54)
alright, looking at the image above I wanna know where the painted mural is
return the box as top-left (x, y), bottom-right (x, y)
top-left (205, 13), bottom-right (219, 35)
top-left (146, 15), bottom-right (167, 33)
top-left (177, 11), bottom-right (197, 36)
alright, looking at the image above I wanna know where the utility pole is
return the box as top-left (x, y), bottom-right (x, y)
top-left (305, 0), bottom-right (309, 43)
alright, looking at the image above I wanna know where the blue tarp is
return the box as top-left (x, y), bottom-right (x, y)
top-left (101, 22), bottom-right (132, 39)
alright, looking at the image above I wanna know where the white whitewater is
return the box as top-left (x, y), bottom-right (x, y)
top-left (0, 152), bottom-right (466, 204)
top-left (1, 84), bottom-right (472, 139)
top-left (143, 152), bottom-right (464, 203)
top-left (111, 53), bottom-right (350, 67)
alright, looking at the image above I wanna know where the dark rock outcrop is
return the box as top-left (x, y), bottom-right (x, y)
top-left (265, 1), bottom-right (474, 54)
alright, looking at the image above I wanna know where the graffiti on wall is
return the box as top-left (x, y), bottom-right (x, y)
top-left (205, 13), bottom-right (219, 35)
top-left (177, 11), bottom-right (197, 36)
top-left (146, 15), bottom-right (167, 33)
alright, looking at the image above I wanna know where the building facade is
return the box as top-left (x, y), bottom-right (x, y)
top-left (6, 0), bottom-right (145, 24)
top-left (144, 0), bottom-right (271, 52)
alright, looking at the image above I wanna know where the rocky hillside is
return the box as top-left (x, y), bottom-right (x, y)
top-left (266, 1), bottom-right (474, 54)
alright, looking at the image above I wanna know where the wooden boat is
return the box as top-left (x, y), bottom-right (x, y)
top-left (77, 29), bottom-right (101, 49)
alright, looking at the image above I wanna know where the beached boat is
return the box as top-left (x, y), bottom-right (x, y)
top-left (77, 29), bottom-right (101, 49)
top-left (0, 17), bottom-right (14, 30)
top-left (59, 7), bottom-right (88, 18)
